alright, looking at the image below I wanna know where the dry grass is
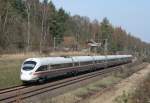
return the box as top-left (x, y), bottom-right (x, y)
top-left (0, 52), bottom-right (40, 60)
top-left (0, 51), bottom-right (97, 60)
top-left (0, 58), bottom-right (23, 89)
top-left (114, 74), bottom-right (150, 103)
top-left (114, 65), bottom-right (150, 103)
top-left (73, 76), bottom-right (122, 98)
top-left (39, 75), bottom-right (122, 103)
top-left (130, 73), bottom-right (150, 103)
top-left (49, 51), bottom-right (97, 56)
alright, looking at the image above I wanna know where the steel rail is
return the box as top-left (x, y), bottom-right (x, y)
top-left (0, 85), bottom-right (27, 94)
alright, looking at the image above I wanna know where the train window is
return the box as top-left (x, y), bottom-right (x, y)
top-left (74, 62), bottom-right (79, 66)
top-left (80, 61), bottom-right (93, 66)
top-left (108, 59), bottom-right (113, 62)
top-left (95, 60), bottom-right (98, 63)
top-left (23, 61), bottom-right (36, 71)
top-left (95, 60), bottom-right (103, 63)
top-left (63, 63), bottom-right (72, 68)
top-left (51, 63), bottom-right (73, 69)
top-left (24, 61), bottom-right (36, 65)
top-left (99, 60), bottom-right (103, 63)
top-left (36, 65), bottom-right (48, 72)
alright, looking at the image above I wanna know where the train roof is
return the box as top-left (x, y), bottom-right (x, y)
top-left (24, 55), bottom-right (132, 66)
top-left (25, 57), bottom-right (73, 65)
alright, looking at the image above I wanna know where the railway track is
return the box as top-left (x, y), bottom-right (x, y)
top-left (0, 85), bottom-right (27, 94)
top-left (0, 63), bottom-right (141, 103)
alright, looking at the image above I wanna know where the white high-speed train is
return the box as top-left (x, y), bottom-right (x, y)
top-left (20, 55), bottom-right (133, 83)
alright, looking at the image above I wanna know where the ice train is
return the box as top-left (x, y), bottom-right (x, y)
top-left (20, 55), bottom-right (133, 82)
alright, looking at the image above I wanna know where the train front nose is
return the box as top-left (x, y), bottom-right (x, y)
top-left (21, 60), bottom-right (37, 82)
top-left (20, 71), bottom-right (33, 81)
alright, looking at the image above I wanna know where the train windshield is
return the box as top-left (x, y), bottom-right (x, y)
top-left (22, 61), bottom-right (36, 71)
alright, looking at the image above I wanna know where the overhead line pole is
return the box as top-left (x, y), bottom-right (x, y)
top-left (104, 39), bottom-right (108, 68)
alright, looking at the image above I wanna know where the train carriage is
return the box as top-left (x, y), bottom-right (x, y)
top-left (20, 55), bottom-right (133, 83)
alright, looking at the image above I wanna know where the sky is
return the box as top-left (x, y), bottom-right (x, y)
top-left (51, 0), bottom-right (150, 43)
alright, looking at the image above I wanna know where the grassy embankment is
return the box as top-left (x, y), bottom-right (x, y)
top-left (0, 59), bottom-right (23, 89)
top-left (115, 73), bottom-right (150, 103)
top-left (0, 54), bottom-right (27, 89)
top-left (38, 75), bottom-right (122, 103)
